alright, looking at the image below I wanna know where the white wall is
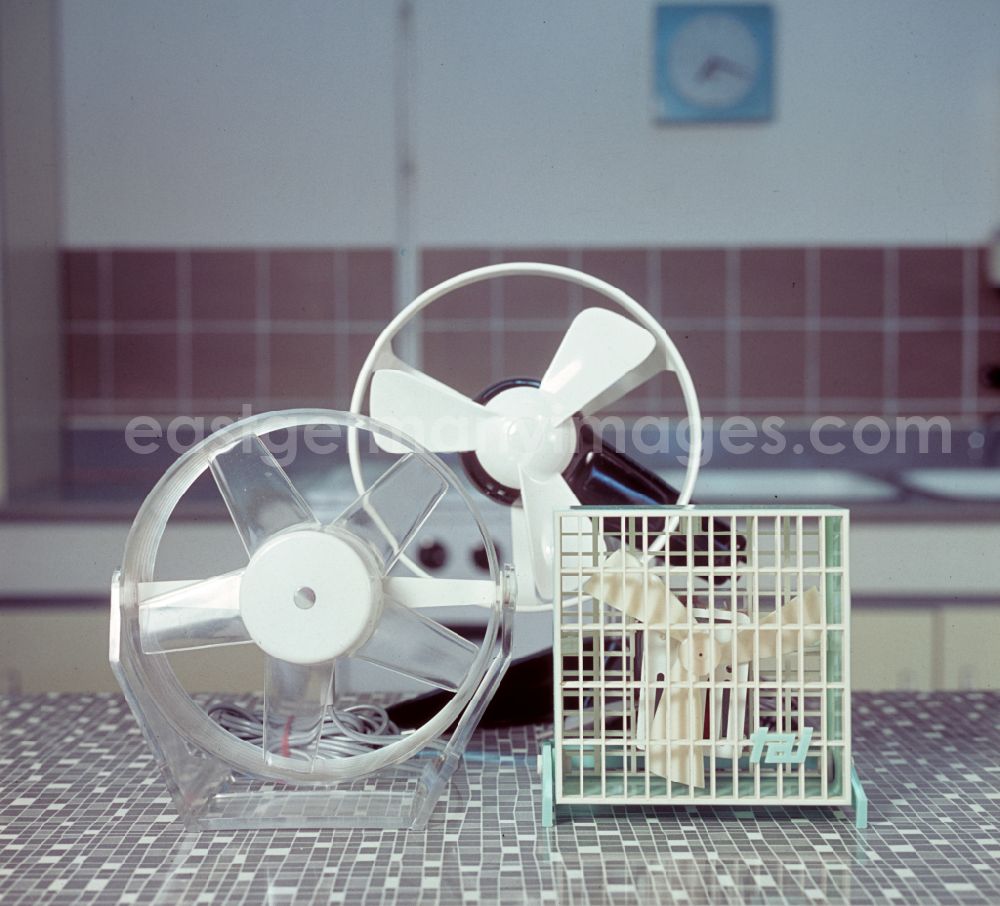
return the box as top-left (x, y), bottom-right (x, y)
top-left (59, 1), bottom-right (398, 246)
top-left (59, 0), bottom-right (1000, 247)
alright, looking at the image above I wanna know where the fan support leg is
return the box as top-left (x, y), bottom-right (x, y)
top-left (851, 762), bottom-right (868, 830)
top-left (540, 740), bottom-right (555, 828)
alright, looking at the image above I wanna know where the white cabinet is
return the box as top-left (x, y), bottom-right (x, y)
top-left (850, 521), bottom-right (1000, 690)
top-left (938, 605), bottom-right (1000, 689)
top-left (852, 606), bottom-right (936, 691)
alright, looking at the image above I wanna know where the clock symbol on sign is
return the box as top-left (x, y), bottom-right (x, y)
top-left (655, 5), bottom-right (774, 122)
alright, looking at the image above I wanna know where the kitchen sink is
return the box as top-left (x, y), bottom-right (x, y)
top-left (898, 468), bottom-right (1000, 501)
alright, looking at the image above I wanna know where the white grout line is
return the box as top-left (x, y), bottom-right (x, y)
top-left (961, 247), bottom-right (978, 417)
top-left (647, 247), bottom-right (662, 323)
top-left (97, 250), bottom-right (114, 409)
top-left (67, 318), bottom-right (430, 336)
top-left (334, 251), bottom-right (351, 407)
top-left (254, 251), bottom-right (270, 402)
top-left (804, 247), bottom-right (821, 416)
top-left (176, 250), bottom-right (192, 413)
top-left (63, 316), bottom-right (1000, 335)
top-left (62, 313), bottom-right (1000, 335)
top-left (725, 248), bottom-right (741, 413)
top-left (882, 247), bottom-right (899, 416)
top-left (567, 248), bottom-right (583, 315)
top-left (489, 248), bottom-right (504, 384)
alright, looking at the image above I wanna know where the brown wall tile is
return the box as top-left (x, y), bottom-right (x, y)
top-left (501, 328), bottom-right (564, 381)
top-left (670, 330), bottom-right (727, 401)
top-left (603, 370), bottom-right (688, 418)
top-left (597, 370), bottom-right (655, 416)
top-left (269, 333), bottom-right (337, 403)
top-left (818, 330), bottom-right (884, 399)
top-left (63, 251), bottom-right (100, 320)
top-left (55, 244), bottom-right (993, 424)
top-left (269, 250), bottom-right (336, 320)
top-left (421, 249), bottom-right (494, 320)
top-left (740, 248), bottom-right (806, 318)
top-left (343, 329), bottom-right (381, 409)
top-left (898, 247), bottom-right (963, 318)
top-left (979, 248), bottom-right (1000, 318)
top-left (111, 251), bottom-right (177, 320)
top-left (421, 330), bottom-right (491, 397)
top-left (897, 330), bottom-right (963, 398)
top-left (113, 334), bottom-right (177, 399)
top-left (345, 249), bottom-right (394, 321)
top-left (64, 333), bottom-right (101, 400)
top-left (191, 251), bottom-right (257, 320)
top-left (417, 283), bottom-right (496, 326)
top-left (580, 249), bottom-right (649, 308)
top-left (819, 248), bottom-right (884, 318)
top-left (498, 249), bottom-right (571, 318)
top-left (661, 249), bottom-right (727, 318)
top-left (978, 330), bottom-right (1000, 403)
top-left (192, 332), bottom-right (257, 400)
top-left (739, 330), bottom-right (807, 399)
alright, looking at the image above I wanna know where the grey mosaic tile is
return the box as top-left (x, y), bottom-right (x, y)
top-left (0, 693), bottom-right (998, 905)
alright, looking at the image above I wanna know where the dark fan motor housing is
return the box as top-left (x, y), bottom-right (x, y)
top-left (460, 378), bottom-right (746, 581)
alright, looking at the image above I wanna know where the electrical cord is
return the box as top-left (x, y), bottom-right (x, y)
top-left (207, 702), bottom-right (419, 764)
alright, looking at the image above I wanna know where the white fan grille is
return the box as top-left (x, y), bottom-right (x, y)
top-left (553, 507), bottom-right (851, 807)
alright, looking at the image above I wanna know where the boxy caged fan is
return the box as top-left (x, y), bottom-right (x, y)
top-left (110, 409), bottom-right (514, 830)
top-left (540, 507), bottom-right (867, 829)
top-left (350, 262), bottom-right (714, 605)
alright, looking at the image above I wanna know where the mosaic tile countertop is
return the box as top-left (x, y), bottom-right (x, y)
top-left (1, 692), bottom-right (998, 905)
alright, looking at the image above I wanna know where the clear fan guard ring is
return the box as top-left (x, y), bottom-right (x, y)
top-left (115, 408), bottom-right (506, 784)
top-left (347, 261), bottom-right (704, 572)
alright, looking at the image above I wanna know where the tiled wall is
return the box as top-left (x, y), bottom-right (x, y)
top-left (63, 246), bottom-right (1000, 426)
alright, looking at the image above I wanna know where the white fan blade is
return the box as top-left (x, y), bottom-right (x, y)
top-left (369, 368), bottom-right (496, 454)
top-left (518, 468), bottom-right (582, 600)
top-left (331, 453), bottom-right (446, 571)
top-left (263, 656), bottom-right (335, 768)
top-left (540, 308), bottom-right (657, 423)
top-left (210, 436), bottom-right (319, 557)
top-left (372, 342), bottom-right (421, 376)
top-left (510, 504), bottom-right (540, 608)
top-left (384, 576), bottom-right (497, 608)
top-left (582, 347), bottom-right (665, 416)
top-left (138, 572), bottom-right (250, 653)
top-left (355, 597), bottom-right (478, 691)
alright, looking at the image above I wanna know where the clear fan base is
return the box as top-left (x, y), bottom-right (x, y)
top-left (111, 576), bottom-right (514, 831)
top-left (160, 762), bottom-right (460, 832)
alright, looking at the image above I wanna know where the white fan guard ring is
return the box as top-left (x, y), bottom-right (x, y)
top-left (348, 261), bottom-right (704, 574)
top-left (115, 408), bottom-right (507, 784)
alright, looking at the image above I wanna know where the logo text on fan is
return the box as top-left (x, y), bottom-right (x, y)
top-left (748, 727), bottom-right (813, 765)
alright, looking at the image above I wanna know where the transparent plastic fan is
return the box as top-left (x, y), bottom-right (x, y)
top-left (110, 409), bottom-right (515, 830)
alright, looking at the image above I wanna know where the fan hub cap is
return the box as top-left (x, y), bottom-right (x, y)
top-left (475, 386), bottom-right (576, 489)
top-left (239, 528), bottom-right (382, 665)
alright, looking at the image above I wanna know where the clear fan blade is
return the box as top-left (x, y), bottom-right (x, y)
top-left (210, 436), bottom-right (319, 557)
top-left (539, 308), bottom-right (657, 423)
top-left (383, 576), bottom-right (497, 608)
top-left (369, 368), bottom-right (497, 454)
top-left (332, 453), bottom-right (447, 571)
top-left (263, 656), bottom-right (335, 767)
top-left (355, 597), bottom-right (477, 691)
top-left (138, 572), bottom-right (250, 653)
top-left (518, 468), bottom-right (582, 600)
